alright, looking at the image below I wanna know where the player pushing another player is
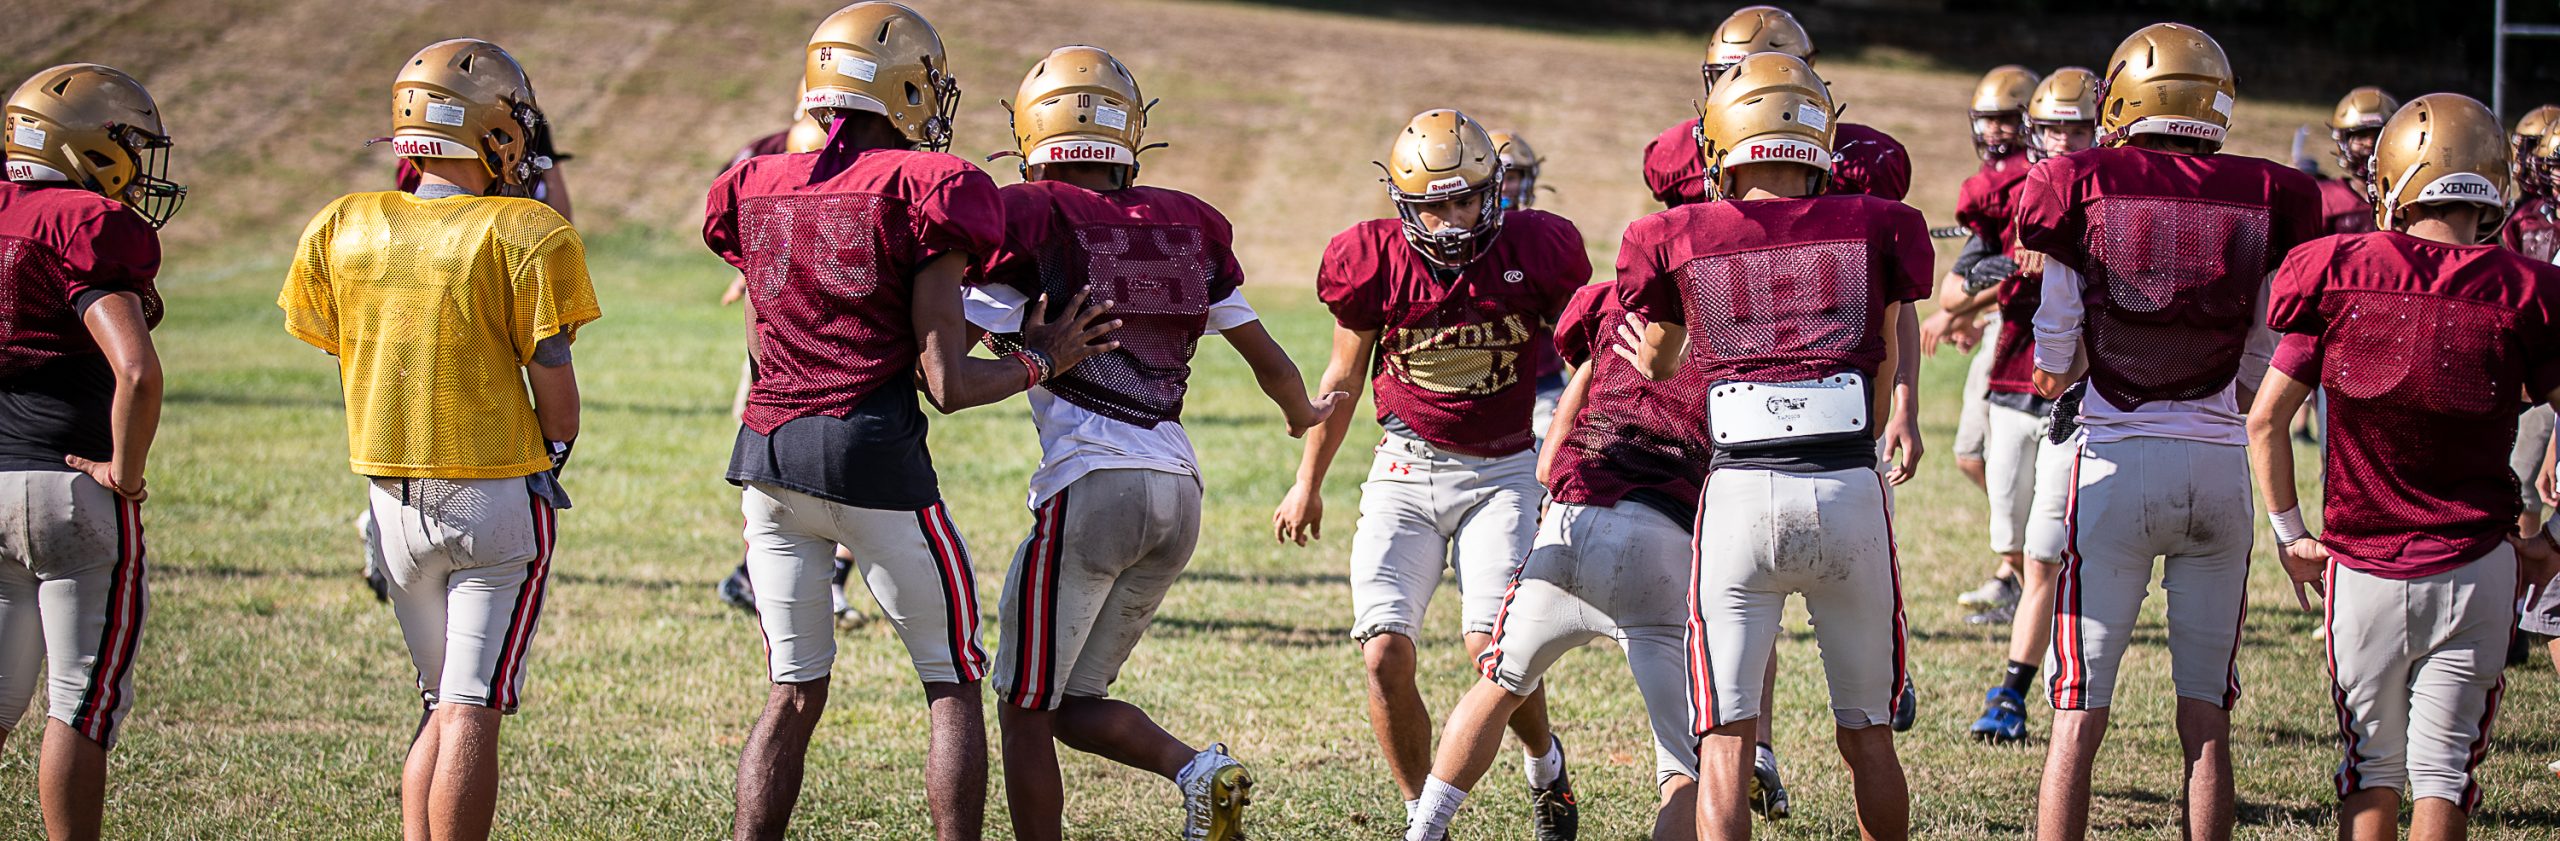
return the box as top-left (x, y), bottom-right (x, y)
top-left (1617, 51), bottom-right (1928, 841)
top-left (969, 46), bottom-right (1340, 841)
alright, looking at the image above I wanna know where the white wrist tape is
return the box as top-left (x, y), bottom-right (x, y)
top-left (2269, 507), bottom-right (2312, 546)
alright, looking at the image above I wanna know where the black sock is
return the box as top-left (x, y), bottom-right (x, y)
top-left (2000, 661), bottom-right (2038, 698)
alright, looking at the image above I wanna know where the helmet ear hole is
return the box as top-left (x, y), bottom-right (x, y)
top-left (905, 82), bottom-right (922, 107)
top-left (81, 149), bottom-right (116, 169)
top-left (875, 19), bottom-right (894, 43)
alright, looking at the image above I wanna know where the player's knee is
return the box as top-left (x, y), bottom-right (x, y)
top-left (1360, 631), bottom-right (1417, 678)
top-left (767, 677), bottom-right (830, 712)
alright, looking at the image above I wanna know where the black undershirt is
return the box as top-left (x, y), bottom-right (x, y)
top-left (726, 382), bottom-right (940, 511)
top-left (0, 290), bottom-right (117, 472)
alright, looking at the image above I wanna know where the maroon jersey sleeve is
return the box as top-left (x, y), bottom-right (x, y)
top-left (1642, 120), bottom-right (1705, 207)
top-left (2528, 261), bottom-right (2560, 400)
top-left (1615, 213), bottom-right (1683, 326)
top-left (1524, 212), bottom-right (1592, 318)
top-left (2011, 152), bottom-right (2082, 267)
top-left (2266, 166), bottom-right (2328, 267)
top-left (979, 182), bottom-right (1060, 292)
top-left (1191, 193), bottom-right (1247, 291)
top-left (57, 206), bottom-right (162, 311)
top-left (1879, 201), bottom-right (1935, 303)
top-left (2264, 236), bottom-right (2341, 383)
top-left (1317, 223), bottom-right (1389, 331)
top-left (1553, 281), bottom-right (1614, 368)
top-left (1829, 124), bottom-right (1912, 202)
top-left (702, 161), bottom-right (749, 270)
top-left (914, 165), bottom-right (1004, 270)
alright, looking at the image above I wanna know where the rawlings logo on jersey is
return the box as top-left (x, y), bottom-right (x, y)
top-left (1503, 270), bottom-right (1525, 283)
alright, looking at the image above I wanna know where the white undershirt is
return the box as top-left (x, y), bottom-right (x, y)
top-left (2032, 262), bottom-right (2274, 447)
top-left (964, 284), bottom-right (1260, 507)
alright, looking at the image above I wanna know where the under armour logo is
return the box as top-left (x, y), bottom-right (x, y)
top-left (1503, 270), bottom-right (1525, 284)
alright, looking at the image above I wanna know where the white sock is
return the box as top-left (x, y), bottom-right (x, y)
top-left (1755, 743), bottom-right (1780, 775)
top-left (1407, 777), bottom-right (1467, 840)
top-left (1404, 798), bottom-right (1421, 825)
top-left (1524, 735), bottom-right (1565, 788)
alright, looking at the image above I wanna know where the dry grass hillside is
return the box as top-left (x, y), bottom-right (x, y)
top-left (5, 0), bottom-right (2330, 276)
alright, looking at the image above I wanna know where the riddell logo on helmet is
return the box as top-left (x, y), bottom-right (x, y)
top-left (1729, 138), bottom-right (1828, 169)
top-left (1032, 140), bottom-right (1133, 165)
top-left (1750, 143), bottom-right (1820, 163)
top-left (388, 136), bottom-right (470, 158)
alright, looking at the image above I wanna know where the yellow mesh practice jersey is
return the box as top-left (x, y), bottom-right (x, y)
top-left (279, 192), bottom-right (601, 479)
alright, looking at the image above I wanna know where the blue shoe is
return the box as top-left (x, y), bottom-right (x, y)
top-left (1969, 687), bottom-right (2028, 744)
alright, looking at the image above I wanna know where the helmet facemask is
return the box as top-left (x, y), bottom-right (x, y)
top-left (2333, 126), bottom-right (2382, 185)
top-left (914, 55), bottom-right (960, 152)
top-left (108, 125), bottom-right (184, 227)
top-left (1389, 169), bottom-right (1505, 270)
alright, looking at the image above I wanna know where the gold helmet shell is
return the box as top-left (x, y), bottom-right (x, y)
top-left (2514, 104), bottom-right (2560, 145)
top-left (1006, 45), bottom-right (1146, 181)
top-left (2510, 104), bottom-right (2560, 192)
top-left (1970, 65), bottom-right (2040, 159)
top-left (1697, 52), bottom-right (1835, 201)
top-left (391, 39), bottom-right (550, 188)
top-left (2328, 86), bottom-right (2397, 181)
top-left (803, 2), bottom-right (959, 152)
top-left (2025, 66), bottom-right (2099, 161)
top-left (1702, 5), bottom-right (1815, 88)
top-left (4, 63), bottom-right (184, 227)
top-left (1381, 109), bottom-right (1504, 268)
top-left (2097, 23), bottom-right (2237, 150)
top-left (2372, 93), bottom-right (2511, 239)
top-left (785, 115), bottom-right (830, 153)
top-left (1487, 130), bottom-right (1541, 209)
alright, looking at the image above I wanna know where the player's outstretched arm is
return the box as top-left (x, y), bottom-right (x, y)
top-left (2246, 367), bottom-right (2325, 608)
top-left (66, 292), bottom-right (161, 502)
top-left (1881, 302), bottom-right (1924, 485)
top-left (1273, 325), bottom-right (1373, 545)
top-left (911, 254), bottom-right (1120, 413)
top-left (1537, 360), bottom-right (1595, 486)
top-left (1219, 320), bottom-right (1347, 439)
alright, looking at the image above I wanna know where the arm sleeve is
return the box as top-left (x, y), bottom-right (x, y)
top-left (2032, 262), bottom-right (2086, 373)
top-left (512, 225), bottom-right (603, 366)
top-left (1551, 283), bottom-right (1611, 368)
top-left (61, 207), bottom-right (163, 327)
top-left (1205, 288), bottom-right (1259, 332)
top-left (278, 205), bottom-right (343, 354)
top-left (1615, 219), bottom-right (1684, 325)
top-left (2011, 157), bottom-right (2076, 264)
top-left (1315, 229), bottom-right (1386, 331)
top-left (702, 165), bottom-right (747, 270)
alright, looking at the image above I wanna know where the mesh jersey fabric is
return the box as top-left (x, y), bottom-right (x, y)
top-left (1317, 210), bottom-right (1589, 457)
top-left (1548, 279), bottom-right (1713, 513)
top-left (2268, 232), bottom-right (2560, 578)
top-left (1642, 119), bottom-right (1912, 207)
top-left (704, 145), bottom-right (1003, 436)
top-left (0, 181), bottom-right (163, 470)
top-left (979, 181), bottom-right (1242, 428)
top-left (2316, 176), bottom-right (2377, 237)
top-left (280, 191), bottom-right (599, 479)
top-left (2014, 145), bottom-right (2322, 410)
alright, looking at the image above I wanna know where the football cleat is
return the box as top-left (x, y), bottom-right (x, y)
top-left (1179, 744), bottom-right (1252, 841)
top-left (1528, 739), bottom-right (1578, 840)
top-left (1893, 680), bottom-right (1919, 732)
top-left (1748, 748), bottom-right (1791, 821)
top-left (1971, 687), bottom-right (2030, 744)
top-left (717, 564), bottom-right (757, 614)
top-left (1965, 603), bottom-right (2017, 626)
top-left (1958, 575), bottom-right (2021, 610)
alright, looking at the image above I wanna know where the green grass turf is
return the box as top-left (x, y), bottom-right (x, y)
top-left (3, 231), bottom-right (2556, 839)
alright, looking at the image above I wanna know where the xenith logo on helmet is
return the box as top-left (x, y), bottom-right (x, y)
top-left (2420, 174), bottom-right (2500, 200)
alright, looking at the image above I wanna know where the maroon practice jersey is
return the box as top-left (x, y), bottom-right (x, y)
top-left (0, 181), bottom-right (163, 471)
top-left (2013, 145), bottom-right (2322, 409)
top-left (2315, 176), bottom-right (2376, 237)
top-left (1619, 194), bottom-right (1935, 386)
top-left (1547, 280), bottom-right (1713, 514)
top-left (704, 145), bottom-right (1002, 434)
top-left (2268, 232), bottom-right (2560, 578)
top-left (1318, 210), bottom-right (1589, 457)
top-left (980, 180), bottom-right (1244, 428)
top-left (2506, 196), bottom-right (2560, 263)
top-left (1642, 119), bottom-right (1912, 207)
top-left (1957, 152), bottom-right (2034, 247)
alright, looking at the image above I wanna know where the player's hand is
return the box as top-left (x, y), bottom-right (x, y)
top-left (64, 455), bottom-right (145, 503)
top-left (1023, 290), bottom-right (1122, 374)
top-left (2537, 438), bottom-right (2557, 508)
top-left (2277, 538), bottom-right (2330, 611)
top-left (1273, 482), bottom-right (1324, 545)
top-left (721, 276), bottom-right (747, 306)
top-left (2032, 367), bottom-right (2070, 400)
top-left (1947, 315), bottom-right (1983, 353)
top-left (1918, 310), bottom-right (1961, 357)
top-left (1610, 312), bottom-right (1650, 371)
top-left (1292, 391), bottom-right (1350, 439)
top-left (1881, 414), bottom-right (1924, 486)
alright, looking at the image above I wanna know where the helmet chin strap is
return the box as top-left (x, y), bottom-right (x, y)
top-left (2377, 160), bottom-right (2428, 231)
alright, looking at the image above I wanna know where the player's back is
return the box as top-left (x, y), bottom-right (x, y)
top-left (983, 180), bottom-right (1240, 428)
top-left (282, 190), bottom-right (593, 478)
top-left (1621, 193), bottom-right (1933, 385)
top-left (1548, 280), bottom-right (1712, 516)
top-left (0, 182), bottom-right (162, 380)
top-left (2316, 177), bottom-right (2376, 236)
top-left (707, 146), bottom-right (996, 434)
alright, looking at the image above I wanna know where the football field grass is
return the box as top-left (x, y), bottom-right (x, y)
top-left (3, 231), bottom-right (2556, 839)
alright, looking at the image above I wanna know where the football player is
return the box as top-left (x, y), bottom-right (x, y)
top-left (1922, 64), bottom-right (2039, 619)
top-left (1919, 67), bottom-right (2100, 743)
top-left (2014, 24), bottom-right (2322, 841)
top-left (1640, 6), bottom-right (1913, 209)
top-left (279, 40), bottom-right (596, 841)
top-left (702, 6), bottom-right (1118, 840)
top-left (2316, 88), bottom-right (2395, 237)
top-left (1405, 273), bottom-right (1712, 841)
top-left (0, 62), bottom-right (180, 841)
top-left (2249, 92), bottom-right (2560, 841)
top-left (1488, 130), bottom-right (1570, 446)
top-left (2504, 104), bottom-right (2560, 264)
top-left (1273, 109), bottom-right (1589, 838)
top-left (969, 46), bottom-right (1341, 841)
top-left (1617, 52), bottom-right (1929, 841)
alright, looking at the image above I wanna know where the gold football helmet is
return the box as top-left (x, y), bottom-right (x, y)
top-left (2513, 104), bottom-right (2560, 194)
top-left (1703, 6), bottom-right (1815, 89)
top-left (2372, 93), bottom-right (2510, 239)
top-left (390, 39), bottom-right (551, 188)
top-left (1487, 130), bottom-right (1542, 210)
top-left (2025, 66), bottom-right (2099, 161)
top-left (2327, 87), bottom-right (2397, 182)
top-left (785, 115), bottom-right (830, 154)
top-left (1381, 109), bottom-right (1504, 268)
top-left (804, 1), bottom-right (959, 152)
top-left (1004, 45), bottom-right (1146, 184)
top-left (1970, 65), bottom-right (2040, 159)
top-left (4, 63), bottom-right (183, 227)
top-left (2096, 23), bottom-right (2236, 150)
top-left (1698, 52), bottom-right (1835, 201)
